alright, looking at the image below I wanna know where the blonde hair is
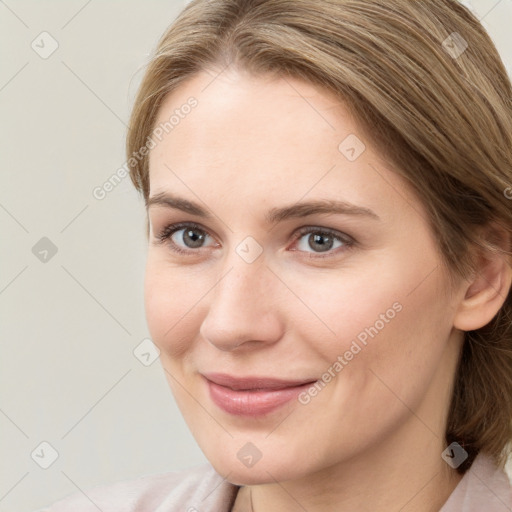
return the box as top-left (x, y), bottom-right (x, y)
top-left (127, 0), bottom-right (512, 473)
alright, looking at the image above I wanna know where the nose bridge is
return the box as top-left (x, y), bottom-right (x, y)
top-left (218, 263), bottom-right (262, 314)
top-left (200, 251), bottom-right (283, 350)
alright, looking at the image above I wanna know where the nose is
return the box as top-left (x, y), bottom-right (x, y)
top-left (199, 258), bottom-right (285, 352)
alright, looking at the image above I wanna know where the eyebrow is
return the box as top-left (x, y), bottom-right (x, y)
top-left (147, 192), bottom-right (380, 224)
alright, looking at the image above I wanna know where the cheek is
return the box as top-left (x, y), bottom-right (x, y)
top-left (285, 264), bottom-right (455, 453)
top-left (331, 266), bottom-right (454, 415)
top-left (284, 260), bottom-right (407, 356)
top-left (143, 257), bottom-right (204, 359)
top-left (291, 249), bottom-right (453, 377)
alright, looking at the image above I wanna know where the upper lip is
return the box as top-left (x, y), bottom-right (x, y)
top-left (202, 372), bottom-right (317, 391)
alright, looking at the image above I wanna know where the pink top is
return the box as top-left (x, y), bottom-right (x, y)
top-left (38, 452), bottom-right (512, 511)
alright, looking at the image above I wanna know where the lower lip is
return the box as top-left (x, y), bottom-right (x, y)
top-left (205, 378), bottom-right (316, 416)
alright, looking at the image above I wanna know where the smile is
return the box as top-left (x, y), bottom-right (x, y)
top-left (202, 373), bottom-right (317, 416)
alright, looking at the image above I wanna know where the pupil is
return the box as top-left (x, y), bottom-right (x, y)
top-left (184, 229), bottom-right (205, 248)
top-left (310, 233), bottom-right (333, 252)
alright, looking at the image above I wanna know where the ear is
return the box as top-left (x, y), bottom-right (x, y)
top-left (453, 223), bottom-right (512, 332)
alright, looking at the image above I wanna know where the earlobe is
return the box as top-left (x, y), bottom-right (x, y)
top-left (453, 226), bottom-right (512, 332)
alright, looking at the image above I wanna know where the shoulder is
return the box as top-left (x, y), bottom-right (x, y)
top-left (440, 452), bottom-right (512, 511)
top-left (37, 463), bottom-right (239, 512)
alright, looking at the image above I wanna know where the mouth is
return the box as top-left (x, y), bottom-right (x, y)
top-left (202, 372), bottom-right (318, 416)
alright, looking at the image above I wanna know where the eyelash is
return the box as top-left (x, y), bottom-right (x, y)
top-left (155, 221), bottom-right (355, 259)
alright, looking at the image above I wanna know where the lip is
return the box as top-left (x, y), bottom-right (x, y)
top-left (202, 373), bottom-right (317, 416)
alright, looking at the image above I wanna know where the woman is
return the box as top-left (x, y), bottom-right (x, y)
top-left (41, 0), bottom-right (512, 510)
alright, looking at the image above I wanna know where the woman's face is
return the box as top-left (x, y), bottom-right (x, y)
top-left (145, 67), bottom-right (466, 484)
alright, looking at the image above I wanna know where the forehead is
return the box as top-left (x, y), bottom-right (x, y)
top-left (153, 69), bottom-right (348, 149)
top-left (147, 68), bottom-right (419, 224)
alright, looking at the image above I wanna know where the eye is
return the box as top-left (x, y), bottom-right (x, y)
top-left (155, 222), bottom-right (217, 254)
top-left (154, 222), bottom-right (355, 259)
top-left (290, 227), bottom-right (354, 257)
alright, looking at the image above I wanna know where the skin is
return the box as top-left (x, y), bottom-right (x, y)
top-left (144, 66), bottom-right (510, 512)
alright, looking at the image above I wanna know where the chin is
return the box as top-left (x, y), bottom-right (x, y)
top-left (201, 444), bottom-right (312, 486)
top-left (211, 459), bottom-right (294, 486)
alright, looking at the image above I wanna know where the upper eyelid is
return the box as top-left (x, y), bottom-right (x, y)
top-left (294, 225), bottom-right (353, 241)
top-left (156, 222), bottom-right (216, 243)
top-left (157, 222), bottom-right (347, 237)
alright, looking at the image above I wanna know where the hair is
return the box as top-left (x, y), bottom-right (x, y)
top-left (126, 0), bottom-right (512, 474)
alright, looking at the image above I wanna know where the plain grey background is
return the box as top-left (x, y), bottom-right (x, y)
top-left (1, 1), bottom-right (511, 511)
